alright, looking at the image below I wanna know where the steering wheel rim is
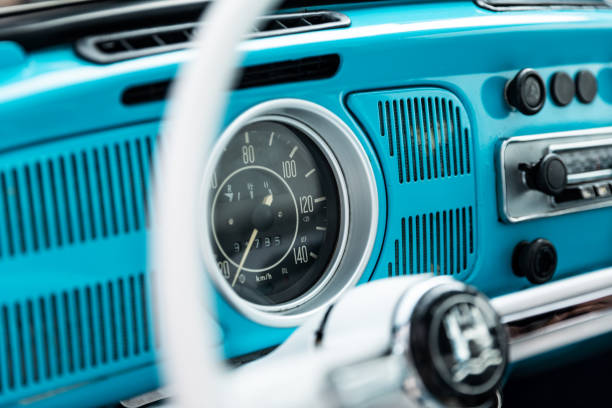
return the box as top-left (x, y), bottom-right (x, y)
top-left (153, 1), bottom-right (281, 406)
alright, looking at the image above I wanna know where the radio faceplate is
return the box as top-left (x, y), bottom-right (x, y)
top-left (499, 127), bottom-right (612, 223)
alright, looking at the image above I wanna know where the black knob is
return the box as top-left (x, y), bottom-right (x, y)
top-left (520, 153), bottom-right (568, 195)
top-left (575, 70), bottom-right (597, 104)
top-left (550, 71), bottom-right (574, 107)
top-left (505, 68), bottom-right (546, 115)
top-left (512, 238), bottom-right (557, 284)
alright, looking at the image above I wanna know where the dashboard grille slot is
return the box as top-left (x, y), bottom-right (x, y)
top-left (348, 87), bottom-right (478, 282)
top-left (0, 136), bottom-right (155, 260)
top-left (0, 273), bottom-right (153, 394)
top-left (387, 207), bottom-right (474, 277)
top-left (122, 54), bottom-right (341, 105)
top-left (377, 97), bottom-right (472, 184)
top-left (76, 10), bottom-right (350, 64)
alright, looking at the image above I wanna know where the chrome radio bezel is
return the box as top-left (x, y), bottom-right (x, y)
top-left (498, 126), bottom-right (612, 223)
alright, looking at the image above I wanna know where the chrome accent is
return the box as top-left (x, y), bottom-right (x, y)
top-left (491, 267), bottom-right (612, 362)
top-left (475, 0), bottom-right (610, 12)
top-left (567, 168), bottom-right (612, 184)
top-left (498, 126), bottom-right (612, 223)
top-left (390, 279), bottom-right (483, 408)
top-left (392, 278), bottom-right (461, 334)
top-left (495, 391), bottom-right (502, 408)
top-left (390, 277), bottom-right (462, 390)
top-left (0, 0), bottom-right (98, 17)
top-left (329, 354), bottom-right (409, 408)
top-left (548, 136), bottom-right (612, 152)
top-left (120, 388), bottom-right (171, 408)
top-left (201, 99), bottom-right (379, 327)
top-left (76, 10), bottom-right (351, 64)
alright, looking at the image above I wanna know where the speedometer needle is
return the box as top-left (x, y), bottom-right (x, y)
top-left (232, 228), bottom-right (258, 287)
top-left (231, 194), bottom-right (274, 287)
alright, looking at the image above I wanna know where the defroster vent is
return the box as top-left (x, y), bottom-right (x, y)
top-left (76, 10), bottom-right (350, 63)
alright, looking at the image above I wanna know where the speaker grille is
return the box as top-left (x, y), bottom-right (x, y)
top-left (348, 87), bottom-right (478, 281)
top-left (0, 272), bottom-right (153, 394)
top-left (386, 207), bottom-right (474, 277)
top-left (0, 136), bottom-right (155, 260)
top-left (0, 123), bottom-right (161, 405)
top-left (377, 97), bottom-right (472, 184)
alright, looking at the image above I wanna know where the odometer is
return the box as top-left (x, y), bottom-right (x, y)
top-left (209, 119), bottom-right (343, 306)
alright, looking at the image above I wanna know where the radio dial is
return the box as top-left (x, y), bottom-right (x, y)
top-left (520, 153), bottom-right (568, 196)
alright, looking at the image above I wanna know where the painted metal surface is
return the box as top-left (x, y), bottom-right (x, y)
top-left (1, 0), bottom-right (612, 405)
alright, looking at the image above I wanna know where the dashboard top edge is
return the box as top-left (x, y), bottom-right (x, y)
top-left (4, 3), bottom-right (612, 98)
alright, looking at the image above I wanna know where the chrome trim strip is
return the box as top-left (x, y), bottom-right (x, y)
top-left (474, 0), bottom-right (611, 12)
top-left (549, 136), bottom-right (612, 152)
top-left (0, 0), bottom-right (98, 17)
top-left (505, 294), bottom-right (612, 338)
top-left (491, 267), bottom-right (612, 362)
top-left (509, 308), bottom-right (612, 362)
top-left (501, 287), bottom-right (612, 324)
top-left (567, 169), bottom-right (612, 184)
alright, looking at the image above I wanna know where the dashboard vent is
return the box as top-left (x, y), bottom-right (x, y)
top-left (377, 97), bottom-right (472, 184)
top-left (386, 207), bottom-right (474, 277)
top-left (76, 10), bottom-right (350, 64)
top-left (0, 133), bottom-right (156, 260)
top-left (122, 54), bottom-right (341, 105)
top-left (0, 272), bottom-right (154, 397)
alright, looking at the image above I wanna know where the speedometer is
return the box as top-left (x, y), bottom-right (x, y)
top-left (209, 118), bottom-right (343, 307)
top-left (203, 100), bottom-right (378, 326)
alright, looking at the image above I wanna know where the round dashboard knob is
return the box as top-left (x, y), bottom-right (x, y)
top-left (551, 71), bottom-right (575, 106)
top-left (521, 153), bottom-right (568, 196)
top-left (505, 68), bottom-right (546, 115)
top-left (512, 238), bottom-right (557, 285)
top-left (408, 284), bottom-right (508, 407)
top-left (576, 70), bottom-right (597, 104)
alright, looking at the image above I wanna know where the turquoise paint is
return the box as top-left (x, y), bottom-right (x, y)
top-left (0, 42), bottom-right (25, 70)
top-left (1, 1), bottom-right (612, 405)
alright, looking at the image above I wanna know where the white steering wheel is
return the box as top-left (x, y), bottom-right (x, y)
top-left (153, 1), bottom-right (280, 406)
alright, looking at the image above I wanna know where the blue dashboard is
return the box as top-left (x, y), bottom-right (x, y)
top-left (2, 1), bottom-right (612, 406)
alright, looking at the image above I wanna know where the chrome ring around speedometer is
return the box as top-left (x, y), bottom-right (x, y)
top-left (201, 99), bottom-right (379, 327)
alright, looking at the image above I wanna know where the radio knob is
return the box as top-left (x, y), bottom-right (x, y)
top-left (520, 153), bottom-right (568, 195)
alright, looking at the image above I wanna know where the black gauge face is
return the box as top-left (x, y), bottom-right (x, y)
top-left (209, 120), bottom-right (342, 306)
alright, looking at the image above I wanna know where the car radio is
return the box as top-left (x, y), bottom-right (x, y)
top-left (499, 127), bottom-right (612, 222)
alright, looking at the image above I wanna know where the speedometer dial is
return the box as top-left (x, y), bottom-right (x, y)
top-left (210, 119), bottom-right (342, 306)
